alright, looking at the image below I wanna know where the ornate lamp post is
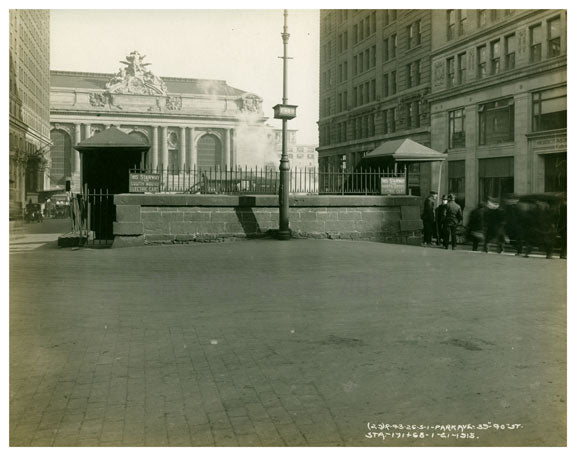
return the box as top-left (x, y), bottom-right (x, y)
top-left (274, 9), bottom-right (297, 240)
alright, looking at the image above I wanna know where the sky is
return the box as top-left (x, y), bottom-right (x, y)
top-left (49, 9), bottom-right (320, 144)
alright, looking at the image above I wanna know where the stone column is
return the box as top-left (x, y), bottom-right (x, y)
top-left (161, 126), bottom-right (168, 169)
top-left (83, 123), bottom-right (91, 140)
top-left (231, 129), bottom-right (237, 169)
top-left (73, 124), bottom-right (81, 174)
top-left (225, 128), bottom-right (231, 169)
top-left (179, 126), bottom-right (186, 168)
top-left (151, 126), bottom-right (159, 170)
top-left (188, 127), bottom-right (196, 170)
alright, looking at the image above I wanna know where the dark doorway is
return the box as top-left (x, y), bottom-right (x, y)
top-left (82, 150), bottom-right (142, 194)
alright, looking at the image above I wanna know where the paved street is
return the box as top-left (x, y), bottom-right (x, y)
top-left (9, 226), bottom-right (566, 446)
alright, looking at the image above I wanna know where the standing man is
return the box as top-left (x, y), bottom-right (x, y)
top-left (421, 190), bottom-right (437, 246)
top-left (443, 193), bottom-right (463, 250)
top-left (435, 194), bottom-right (448, 246)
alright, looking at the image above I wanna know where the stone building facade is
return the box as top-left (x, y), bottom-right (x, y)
top-left (318, 9), bottom-right (435, 195)
top-left (9, 9), bottom-right (51, 218)
top-left (49, 51), bottom-right (274, 193)
top-left (429, 9), bottom-right (567, 215)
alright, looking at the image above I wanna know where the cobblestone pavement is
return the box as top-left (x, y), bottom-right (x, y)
top-left (9, 236), bottom-right (566, 447)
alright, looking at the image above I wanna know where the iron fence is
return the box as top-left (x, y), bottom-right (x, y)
top-left (129, 166), bottom-right (412, 196)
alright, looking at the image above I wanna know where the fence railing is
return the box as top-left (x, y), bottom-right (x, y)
top-left (129, 166), bottom-right (412, 196)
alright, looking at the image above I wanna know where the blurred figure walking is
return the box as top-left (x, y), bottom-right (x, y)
top-left (467, 202), bottom-right (486, 251)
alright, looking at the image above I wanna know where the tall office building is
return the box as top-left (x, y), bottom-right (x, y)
top-left (9, 9), bottom-right (52, 218)
top-left (429, 9), bottom-right (567, 214)
top-left (318, 9), bottom-right (435, 196)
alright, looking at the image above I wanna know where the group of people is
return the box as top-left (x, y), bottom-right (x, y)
top-left (421, 190), bottom-right (567, 259)
top-left (421, 191), bottom-right (463, 250)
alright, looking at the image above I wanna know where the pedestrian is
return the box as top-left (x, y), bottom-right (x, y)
top-left (483, 197), bottom-right (505, 253)
top-left (467, 202), bottom-right (485, 251)
top-left (421, 190), bottom-right (437, 246)
top-left (443, 193), bottom-right (463, 250)
top-left (435, 194), bottom-right (448, 246)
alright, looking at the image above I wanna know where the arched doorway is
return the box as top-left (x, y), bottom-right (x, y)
top-left (197, 134), bottom-right (222, 170)
top-left (129, 131), bottom-right (150, 169)
top-left (50, 129), bottom-right (72, 186)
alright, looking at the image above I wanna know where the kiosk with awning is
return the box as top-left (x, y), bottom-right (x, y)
top-left (363, 138), bottom-right (447, 196)
top-left (74, 126), bottom-right (149, 194)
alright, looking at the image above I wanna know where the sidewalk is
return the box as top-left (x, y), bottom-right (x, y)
top-left (9, 239), bottom-right (566, 446)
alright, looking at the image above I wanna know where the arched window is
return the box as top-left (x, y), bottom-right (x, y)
top-left (197, 134), bottom-right (222, 170)
top-left (129, 131), bottom-right (149, 169)
top-left (50, 129), bottom-right (72, 186)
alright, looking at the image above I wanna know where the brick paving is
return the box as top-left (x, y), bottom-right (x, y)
top-left (9, 232), bottom-right (566, 446)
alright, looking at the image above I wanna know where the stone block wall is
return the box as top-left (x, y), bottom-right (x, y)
top-left (112, 194), bottom-right (423, 247)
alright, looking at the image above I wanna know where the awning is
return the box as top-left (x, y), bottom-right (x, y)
top-left (364, 138), bottom-right (446, 162)
top-left (74, 126), bottom-right (150, 153)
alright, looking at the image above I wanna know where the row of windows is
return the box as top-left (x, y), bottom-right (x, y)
top-left (320, 99), bottom-right (423, 146)
top-left (352, 11), bottom-right (377, 45)
top-left (447, 9), bottom-right (514, 41)
top-left (447, 86), bottom-right (566, 149)
top-left (353, 45), bottom-right (377, 75)
top-left (444, 16), bottom-right (561, 89)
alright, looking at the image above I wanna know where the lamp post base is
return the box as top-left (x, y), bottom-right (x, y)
top-left (277, 229), bottom-right (291, 240)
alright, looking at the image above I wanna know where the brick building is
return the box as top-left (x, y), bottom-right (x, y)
top-left (317, 9), bottom-right (436, 196)
top-left (9, 9), bottom-right (52, 218)
top-left (429, 9), bottom-right (567, 215)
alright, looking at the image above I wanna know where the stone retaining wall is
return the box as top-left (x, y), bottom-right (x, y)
top-left (112, 194), bottom-right (423, 247)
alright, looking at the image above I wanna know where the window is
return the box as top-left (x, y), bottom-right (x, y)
top-left (391, 71), bottom-right (396, 94)
top-left (371, 12), bottom-right (376, 34)
top-left (382, 110), bottom-right (388, 134)
top-left (371, 45), bottom-right (376, 67)
top-left (359, 19), bottom-right (364, 41)
top-left (447, 10), bottom-right (456, 40)
top-left (530, 24), bottom-right (542, 62)
top-left (477, 45), bottom-right (487, 79)
top-left (448, 109), bottom-right (466, 148)
top-left (505, 34), bottom-right (516, 70)
top-left (479, 98), bottom-right (514, 145)
top-left (389, 108), bottom-right (397, 132)
top-left (408, 21), bottom-right (421, 49)
top-left (544, 153), bottom-right (567, 192)
top-left (459, 10), bottom-right (467, 35)
top-left (412, 101), bottom-right (420, 128)
top-left (532, 86), bottom-right (567, 131)
top-left (457, 53), bottom-right (466, 84)
top-left (343, 61), bottom-right (348, 80)
top-left (353, 56), bottom-right (357, 75)
top-left (353, 24), bottom-right (358, 44)
top-left (391, 34), bottom-right (397, 58)
top-left (547, 17), bottom-right (561, 57)
top-left (407, 64), bottom-right (413, 88)
top-left (478, 157), bottom-right (514, 202)
top-left (490, 40), bottom-right (501, 75)
top-left (359, 52), bottom-right (364, 73)
top-left (343, 90), bottom-right (348, 110)
top-left (448, 160), bottom-right (466, 209)
top-left (383, 10), bottom-right (389, 27)
top-left (478, 10), bottom-right (486, 27)
top-left (407, 103), bottom-right (413, 128)
top-left (383, 73), bottom-right (389, 97)
top-left (390, 10), bottom-right (397, 22)
top-left (383, 38), bottom-right (389, 61)
top-left (414, 60), bottom-right (421, 85)
top-left (370, 79), bottom-right (376, 101)
top-left (343, 31), bottom-right (348, 50)
top-left (447, 57), bottom-right (455, 87)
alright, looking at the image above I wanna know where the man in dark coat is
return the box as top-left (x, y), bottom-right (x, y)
top-left (435, 194), bottom-right (448, 246)
top-left (421, 190), bottom-right (437, 246)
top-left (443, 193), bottom-right (463, 250)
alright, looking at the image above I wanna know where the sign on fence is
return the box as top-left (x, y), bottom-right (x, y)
top-left (129, 173), bottom-right (161, 193)
top-left (380, 177), bottom-right (406, 195)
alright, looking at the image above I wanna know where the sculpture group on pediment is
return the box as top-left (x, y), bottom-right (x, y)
top-left (89, 92), bottom-right (108, 107)
top-left (166, 96), bottom-right (182, 111)
top-left (237, 93), bottom-right (263, 113)
top-left (106, 51), bottom-right (167, 96)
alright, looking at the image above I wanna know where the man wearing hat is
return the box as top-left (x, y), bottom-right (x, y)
top-left (443, 193), bottom-right (463, 250)
top-left (421, 190), bottom-right (437, 246)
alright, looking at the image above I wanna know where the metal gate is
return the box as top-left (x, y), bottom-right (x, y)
top-left (71, 188), bottom-right (115, 247)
